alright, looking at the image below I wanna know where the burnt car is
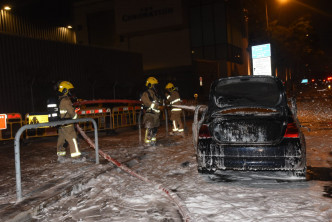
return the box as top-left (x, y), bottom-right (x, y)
top-left (194, 75), bottom-right (306, 178)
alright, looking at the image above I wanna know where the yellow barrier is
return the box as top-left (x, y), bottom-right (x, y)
top-left (0, 105), bottom-right (142, 141)
top-left (24, 113), bottom-right (58, 139)
top-left (112, 106), bottom-right (139, 129)
top-left (0, 113), bottom-right (23, 141)
top-left (77, 107), bottom-right (112, 132)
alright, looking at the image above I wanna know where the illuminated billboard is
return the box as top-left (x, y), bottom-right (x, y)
top-left (252, 44), bottom-right (272, 76)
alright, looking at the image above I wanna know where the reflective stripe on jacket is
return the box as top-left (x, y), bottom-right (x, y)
top-left (140, 88), bottom-right (160, 113)
top-left (167, 90), bottom-right (182, 107)
top-left (59, 96), bottom-right (77, 119)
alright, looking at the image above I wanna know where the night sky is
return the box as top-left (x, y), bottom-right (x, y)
top-left (267, 0), bottom-right (332, 71)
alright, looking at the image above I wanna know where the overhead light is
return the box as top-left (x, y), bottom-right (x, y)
top-left (67, 25), bottom-right (72, 29)
top-left (4, 5), bottom-right (11, 10)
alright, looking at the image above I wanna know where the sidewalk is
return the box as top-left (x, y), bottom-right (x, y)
top-left (0, 125), bottom-right (170, 222)
top-left (0, 134), bottom-right (115, 221)
top-left (0, 163), bottom-right (113, 222)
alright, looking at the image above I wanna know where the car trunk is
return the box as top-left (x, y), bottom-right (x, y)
top-left (210, 113), bottom-right (286, 144)
top-left (208, 76), bottom-right (288, 145)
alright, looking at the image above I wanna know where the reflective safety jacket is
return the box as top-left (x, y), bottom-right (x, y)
top-left (59, 95), bottom-right (78, 120)
top-left (166, 90), bottom-right (182, 111)
top-left (140, 88), bottom-right (160, 114)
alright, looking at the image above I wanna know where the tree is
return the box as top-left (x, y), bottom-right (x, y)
top-left (245, 0), bottom-right (326, 82)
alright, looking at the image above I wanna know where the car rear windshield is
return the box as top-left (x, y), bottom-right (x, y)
top-left (212, 77), bottom-right (282, 108)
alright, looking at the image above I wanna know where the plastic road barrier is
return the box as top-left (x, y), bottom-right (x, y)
top-left (74, 99), bottom-right (141, 107)
top-left (112, 106), bottom-right (136, 129)
top-left (25, 113), bottom-right (58, 139)
top-left (0, 113), bottom-right (23, 141)
top-left (77, 107), bottom-right (112, 132)
top-left (0, 114), bottom-right (7, 130)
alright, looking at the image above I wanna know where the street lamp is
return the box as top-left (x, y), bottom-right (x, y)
top-left (265, 0), bottom-right (289, 34)
top-left (266, 0), bottom-right (289, 29)
top-left (278, 0), bottom-right (288, 4)
top-left (3, 5), bottom-right (11, 11)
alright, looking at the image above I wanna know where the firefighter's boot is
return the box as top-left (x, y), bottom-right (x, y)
top-left (144, 129), bottom-right (152, 147)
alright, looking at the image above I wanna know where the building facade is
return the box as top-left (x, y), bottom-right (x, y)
top-left (73, 0), bottom-right (250, 100)
top-left (0, 7), bottom-right (143, 114)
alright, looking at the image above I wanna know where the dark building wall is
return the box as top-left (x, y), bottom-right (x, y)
top-left (73, 0), bottom-right (249, 101)
top-left (0, 33), bottom-right (143, 115)
top-left (0, 10), bottom-right (76, 44)
top-left (144, 65), bottom-right (194, 99)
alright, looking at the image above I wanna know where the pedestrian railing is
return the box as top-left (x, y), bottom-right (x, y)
top-left (14, 118), bottom-right (99, 202)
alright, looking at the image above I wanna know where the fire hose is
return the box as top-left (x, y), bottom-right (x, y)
top-left (76, 125), bottom-right (191, 222)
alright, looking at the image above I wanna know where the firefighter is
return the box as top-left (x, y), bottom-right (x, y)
top-left (165, 82), bottom-right (184, 137)
top-left (56, 81), bottom-right (82, 161)
top-left (140, 77), bottom-right (161, 146)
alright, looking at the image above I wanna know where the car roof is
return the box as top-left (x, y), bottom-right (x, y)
top-left (209, 75), bottom-right (287, 110)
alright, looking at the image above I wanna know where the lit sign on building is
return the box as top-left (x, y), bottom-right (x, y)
top-left (114, 0), bottom-right (182, 34)
top-left (252, 44), bottom-right (272, 76)
top-left (122, 7), bottom-right (174, 22)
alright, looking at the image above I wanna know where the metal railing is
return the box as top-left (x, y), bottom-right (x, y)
top-left (14, 118), bottom-right (99, 202)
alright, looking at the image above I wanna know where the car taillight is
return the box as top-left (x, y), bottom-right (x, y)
top-left (199, 124), bottom-right (211, 138)
top-left (284, 123), bottom-right (299, 138)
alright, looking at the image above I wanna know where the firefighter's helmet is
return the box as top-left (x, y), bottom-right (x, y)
top-left (146, 77), bottom-right (158, 88)
top-left (58, 81), bottom-right (74, 95)
top-left (165, 82), bottom-right (175, 91)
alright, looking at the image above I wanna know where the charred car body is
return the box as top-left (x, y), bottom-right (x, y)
top-left (195, 76), bottom-right (306, 177)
